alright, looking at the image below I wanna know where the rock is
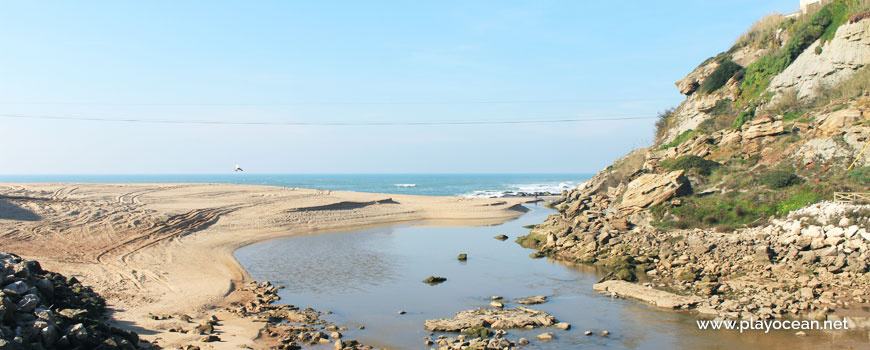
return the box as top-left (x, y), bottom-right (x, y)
top-left (845, 225), bottom-right (859, 239)
top-left (490, 301), bottom-right (504, 308)
top-left (741, 115), bottom-right (784, 140)
top-left (518, 337), bottom-right (529, 345)
top-left (593, 280), bottom-right (702, 309)
top-left (17, 294), bottom-right (40, 312)
top-left (537, 332), bottom-right (555, 341)
top-left (490, 296), bottom-right (503, 300)
top-left (584, 330), bottom-right (593, 336)
top-left (330, 331), bottom-right (341, 339)
top-left (424, 306), bottom-right (558, 331)
top-left (2, 281), bottom-right (28, 296)
top-left (457, 253), bottom-right (467, 261)
top-left (794, 236), bottom-right (813, 250)
top-left (422, 276), bottom-right (446, 285)
top-left (494, 235), bottom-right (509, 241)
top-left (514, 295), bottom-right (548, 305)
top-left (554, 322), bottom-right (571, 330)
top-left (397, 310), bottom-right (406, 315)
top-left (68, 323), bottom-right (88, 341)
top-left (618, 170), bottom-right (691, 211)
top-left (602, 330), bottom-right (610, 337)
top-left (826, 227), bottom-right (845, 238)
top-left (201, 335), bottom-right (220, 342)
top-left (795, 331), bottom-right (807, 337)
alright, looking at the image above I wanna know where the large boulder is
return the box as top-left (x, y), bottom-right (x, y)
top-left (618, 170), bottom-right (690, 211)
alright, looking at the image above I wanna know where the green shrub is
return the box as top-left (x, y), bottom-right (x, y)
top-left (819, 1), bottom-right (849, 45)
top-left (784, 6), bottom-right (833, 60)
top-left (699, 59), bottom-right (744, 94)
top-left (740, 54), bottom-right (790, 100)
top-left (759, 170), bottom-right (803, 189)
top-left (732, 110), bottom-right (754, 129)
top-left (463, 326), bottom-right (493, 338)
top-left (848, 167), bottom-right (870, 185)
top-left (661, 155), bottom-right (721, 176)
top-left (658, 130), bottom-right (697, 150)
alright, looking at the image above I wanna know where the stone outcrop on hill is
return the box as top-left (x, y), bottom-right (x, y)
top-left (770, 20), bottom-right (870, 100)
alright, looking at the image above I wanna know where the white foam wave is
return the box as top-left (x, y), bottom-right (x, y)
top-left (394, 183), bottom-right (417, 187)
top-left (460, 181), bottom-right (583, 198)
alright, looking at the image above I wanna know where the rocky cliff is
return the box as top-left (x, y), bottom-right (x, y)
top-left (522, 0), bottom-right (870, 324)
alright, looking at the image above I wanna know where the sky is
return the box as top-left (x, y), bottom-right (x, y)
top-left (0, 0), bottom-right (798, 174)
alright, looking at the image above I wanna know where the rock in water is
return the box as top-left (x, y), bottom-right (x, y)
top-left (457, 253), bottom-right (467, 261)
top-left (537, 332), bottom-right (555, 341)
top-left (515, 295), bottom-right (548, 305)
top-left (423, 276), bottom-right (447, 285)
top-left (424, 306), bottom-right (557, 331)
top-left (494, 234), bottom-right (509, 241)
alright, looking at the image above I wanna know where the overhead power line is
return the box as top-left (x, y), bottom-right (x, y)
top-left (0, 113), bottom-right (657, 126)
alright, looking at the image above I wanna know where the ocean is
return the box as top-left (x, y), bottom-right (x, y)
top-left (0, 174), bottom-right (590, 197)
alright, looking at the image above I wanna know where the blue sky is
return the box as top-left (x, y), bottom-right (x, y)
top-left (0, 0), bottom-right (797, 174)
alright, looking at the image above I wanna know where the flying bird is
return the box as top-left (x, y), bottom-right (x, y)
top-left (234, 163), bottom-right (244, 172)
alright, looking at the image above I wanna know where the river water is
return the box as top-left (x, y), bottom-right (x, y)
top-left (235, 204), bottom-right (863, 349)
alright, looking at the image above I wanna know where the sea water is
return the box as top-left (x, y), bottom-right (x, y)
top-left (0, 173), bottom-right (587, 197)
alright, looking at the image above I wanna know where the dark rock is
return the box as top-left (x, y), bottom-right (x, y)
top-left (422, 276), bottom-right (447, 285)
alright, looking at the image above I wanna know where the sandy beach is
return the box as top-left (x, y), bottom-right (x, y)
top-left (0, 183), bottom-right (530, 349)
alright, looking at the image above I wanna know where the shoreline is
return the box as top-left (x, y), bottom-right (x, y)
top-left (0, 183), bottom-right (531, 349)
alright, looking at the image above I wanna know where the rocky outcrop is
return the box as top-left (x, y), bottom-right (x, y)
top-left (740, 115), bottom-right (785, 140)
top-left (817, 107), bottom-right (862, 136)
top-left (593, 280), bottom-right (702, 309)
top-left (423, 307), bottom-right (557, 332)
top-left (769, 19), bottom-right (870, 100)
top-left (618, 170), bottom-right (691, 212)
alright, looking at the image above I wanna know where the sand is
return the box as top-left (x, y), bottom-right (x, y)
top-left (0, 183), bottom-right (530, 349)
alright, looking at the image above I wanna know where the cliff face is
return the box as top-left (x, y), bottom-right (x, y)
top-left (523, 1), bottom-right (870, 323)
top-left (770, 19), bottom-right (870, 99)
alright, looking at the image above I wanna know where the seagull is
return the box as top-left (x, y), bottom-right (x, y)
top-left (234, 163), bottom-right (244, 172)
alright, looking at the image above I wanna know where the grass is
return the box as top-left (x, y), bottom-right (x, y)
top-left (650, 184), bottom-right (829, 230)
top-left (777, 187), bottom-right (821, 214)
top-left (848, 167), bottom-right (870, 185)
top-left (732, 14), bottom-right (786, 52)
top-left (658, 130), bottom-right (697, 150)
